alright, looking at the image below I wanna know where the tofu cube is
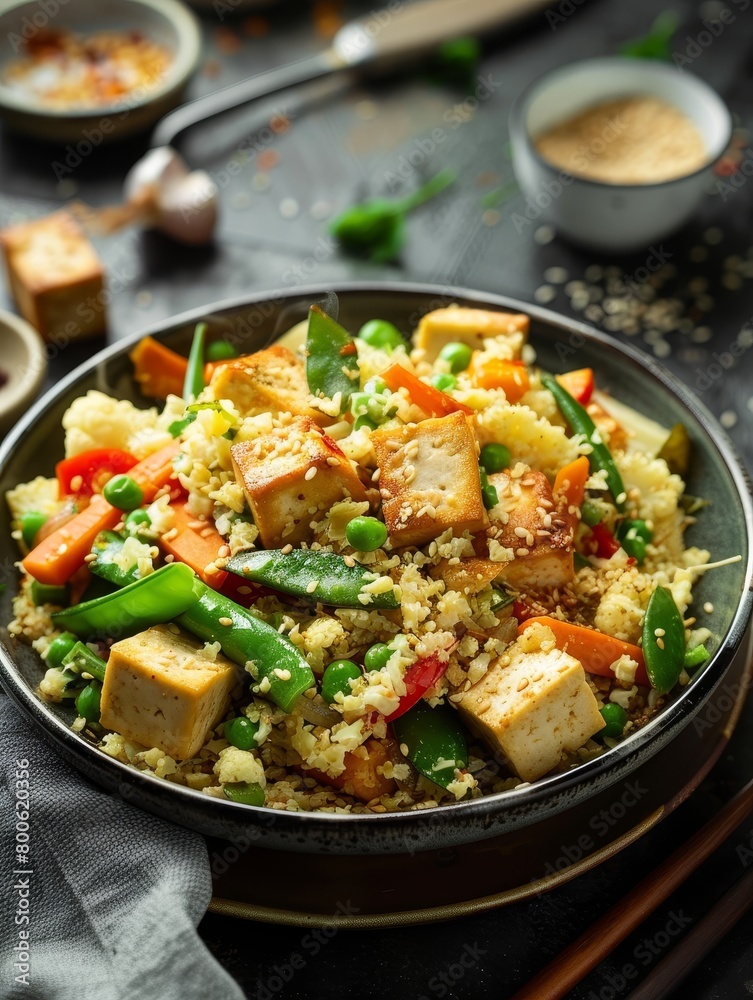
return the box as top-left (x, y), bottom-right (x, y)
top-left (457, 629), bottom-right (605, 781)
top-left (372, 412), bottom-right (488, 548)
top-left (208, 345), bottom-right (328, 425)
top-left (0, 211), bottom-right (106, 342)
top-left (231, 416), bottom-right (368, 548)
top-left (413, 306), bottom-right (529, 362)
top-left (100, 625), bottom-right (238, 760)
top-left (487, 466), bottom-right (574, 589)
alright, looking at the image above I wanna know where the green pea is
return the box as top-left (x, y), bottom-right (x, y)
top-left (321, 659), bottom-right (362, 703)
top-left (103, 475), bottom-right (144, 511)
top-left (346, 515), bottom-right (388, 552)
top-left (439, 341), bottom-right (473, 373)
top-left (479, 443), bottom-right (511, 475)
top-left (364, 643), bottom-right (393, 671)
top-left (20, 511), bottom-right (47, 549)
top-left (581, 501), bottom-right (603, 527)
top-left (75, 681), bottom-right (101, 724)
top-left (223, 782), bottom-right (265, 806)
top-left (431, 373), bottom-right (457, 392)
top-left (599, 702), bottom-right (627, 739)
top-left (206, 339), bottom-right (237, 362)
top-left (479, 469), bottom-right (498, 510)
top-left (358, 319), bottom-right (405, 351)
top-left (46, 631), bottom-right (78, 669)
top-left (225, 716), bottom-right (260, 750)
top-left (124, 509), bottom-right (152, 536)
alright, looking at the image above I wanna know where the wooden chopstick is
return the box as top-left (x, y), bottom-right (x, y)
top-left (624, 864), bottom-right (753, 1000)
top-left (510, 774), bottom-right (753, 1000)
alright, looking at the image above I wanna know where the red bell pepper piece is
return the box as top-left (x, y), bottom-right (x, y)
top-left (587, 522), bottom-right (621, 559)
top-left (56, 448), bottom-right (138, 499)
top-left (556, 368), bottom-right (594, 405)
top-left (385, 653), bottom-right (447, 722)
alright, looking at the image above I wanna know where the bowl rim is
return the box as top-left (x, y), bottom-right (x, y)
top-left (1, 280), bottom-right (752, 839)
top-left (0, 0), bottom-right (201, 121)
top-left (509, 55), bottom-right (734, 192)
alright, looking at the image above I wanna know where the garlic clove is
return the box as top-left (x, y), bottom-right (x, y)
top-left (156, 169), bottom-right (219, 246)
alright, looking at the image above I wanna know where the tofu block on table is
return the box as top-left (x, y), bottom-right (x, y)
top-left (207, 345), bottom-right (327, 425)
top-left (372, 411), bottom-right (488, 548)
top-left (413, 306), bottom-right (529, 362)
top-left (0, 211), bottom-right (106, 342)
top-left (231, 416), bottom-right (368, 548)
top-left (100, 625), bottom-right (237, 760)
top-left (457, 628), bottom-right (605, 781)
top-left (486, 466), bottom-right (574, 590)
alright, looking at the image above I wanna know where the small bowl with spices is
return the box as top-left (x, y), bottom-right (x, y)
top-left (0, 0), bottom-right (201, 143)
top-left (0, 308), bottom-right (47, 439)
top-left (509, 57), bottom-right (732, 253)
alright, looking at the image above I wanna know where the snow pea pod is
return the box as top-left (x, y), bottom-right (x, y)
top-left (225, 549), bottom-right (400, 610)
top-left (90, 531), bottom-right (142, 586)
top-left (183, 322), bottom-right (208, 402)
top-left (305, 305), bottom-right (359, 411)
top-left (541, 373), bottom-right (627, 511)
top-left (642, 585), bottom-right (685, 693)
top-left (52, 563), bottom-right (202, 641)
top-left (393, 701), bottom-right (468, 790)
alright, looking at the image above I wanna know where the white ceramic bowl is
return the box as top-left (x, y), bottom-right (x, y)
top-left (509, 57), bottom-right (732, 253)
top-left (0, 0), bottom-right (201, 142)
top-left (0, 308), bottom-right (47, 438)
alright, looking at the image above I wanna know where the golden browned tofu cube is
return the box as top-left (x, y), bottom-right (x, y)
top-left (486, 466), bottom-right (574, 589)
top-left (100, 626), bottom-right (237, 760)
top-left (208, 345), bottom-right (327, 425)
top-left (457, 627), bottom-right (604, 781)
top-left (0, 211), bottom-right (106, 342)
top-left (430, 557), bottom-right (502, 596)
top-left (372, 412), bottom-right (488, 548)
top-left (231, 416), bottom-right (368, 548)
top-left (413, 306), bottom-right (529, 362)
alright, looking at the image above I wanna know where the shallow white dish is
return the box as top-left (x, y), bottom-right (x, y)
top-left (509, 57), bottom-right (732, 253)
top-left (0, 308), bottom-right (47, 438)
top-left (0, 0), bottom-right (201, 142)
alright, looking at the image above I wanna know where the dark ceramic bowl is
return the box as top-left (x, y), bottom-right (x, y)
top-left (1, 284), bottom-right (752, 870)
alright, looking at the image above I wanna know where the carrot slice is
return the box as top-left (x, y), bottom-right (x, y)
top-left (22, 442), bottom-right (181, 586)
top-left (470, 357), bottom-right (530, 401)
top-left (129, 336), bottom-right (188, 400)
top-left (380, 363), bottom-right (473, 417)
top-left (158, 500), bottom-right (227, 588)
top-left (553, 456), bottom-right (590, 509)
top-left (22, 495), bottom-right (121, 586)
top-left (518, 616), bottom-right (649, 686)
top-left (301, 740), bottom-right (396, 802)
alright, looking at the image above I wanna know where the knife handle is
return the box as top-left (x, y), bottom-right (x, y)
top-left (334, 0), bottom-right (547, 65)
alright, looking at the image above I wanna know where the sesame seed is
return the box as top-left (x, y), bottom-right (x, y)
top-left (720, 410), bottom-right (738, 428)
top-left (70, 475), bottom-right (83, 492)
top-left (83, 553), bottom-right (97, 563)
top-left (343, 555), bottom-right (356, 567)
top-left (305, 467), bottom-right (318, 481)
top-left (164, 554), bottom-right (175, 563)
top-left (516, 677), bottom-right (529, 691)
top-left (544, 266), bottom-right (568, 284)
top-left (534, 225), bottom-right (555, 245)
top-left (219, 617), bottom-right (233, 626)
top-left (654, 627), bottom-right (665, 637)
top-left (534, 284), bottom-right (556, 304)
top-left (219, 545), bottom-right (231, 558)
top-left (326, 456), bottom-right (340, 466)
top-left (306, 580), bottom-right (319, 593)
top-left (281, 543), bottom-right (293, 554)
top-left (656, 637), bottom-right (665, 650)
top-left (703, 602), bottom-right (714, 613)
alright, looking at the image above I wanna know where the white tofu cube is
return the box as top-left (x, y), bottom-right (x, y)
top-left (413, 306), bottom-right (529, 362)
top-left (457, 629), bottom-right (605, 781)
top-left (231, 416), bottom-right (368, 548)
top-left (372, 412), bottom-right (488, 548)
top-left (100, 626), bottom-right (237, 760)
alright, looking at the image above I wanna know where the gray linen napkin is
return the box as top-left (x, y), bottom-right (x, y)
top-left (0, 694), bottom-right (246, 1000)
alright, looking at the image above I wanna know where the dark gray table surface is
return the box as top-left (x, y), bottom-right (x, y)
top-left (1, 0), bottom-right (752, 997)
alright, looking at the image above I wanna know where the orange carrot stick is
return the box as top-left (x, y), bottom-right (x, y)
top-left (129, 336), bottom-right (188, 400)
top-left (470, 357), bottom-right (530, 401)
top-left (381, 363), bottom-right (473, 417)
top-left (22, 442), bottom-right (181, 586)
top-left (553, 455), bottom-right (590, 509)
top-left (518, 616), bottom-right (649, 686)
top-left (158, 500), bottom-right (227, 588)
